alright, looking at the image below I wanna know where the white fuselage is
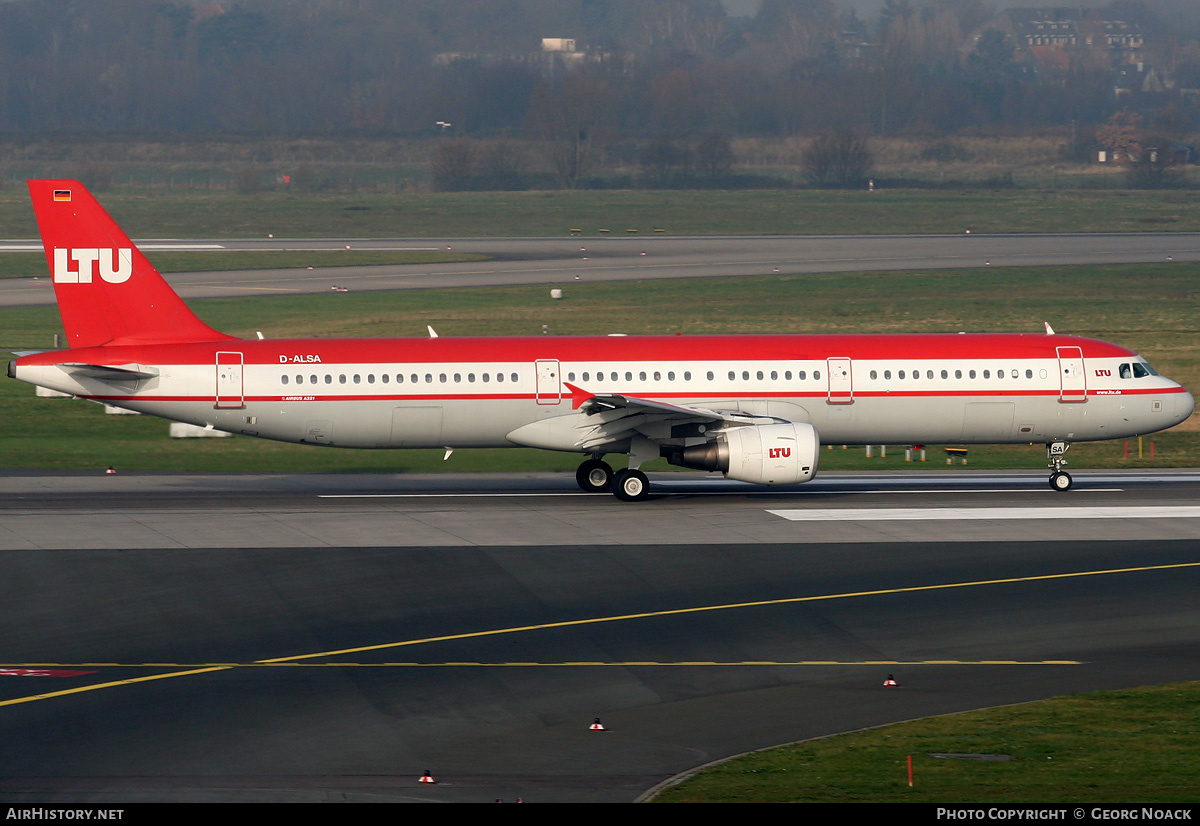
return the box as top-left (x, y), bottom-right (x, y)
top-left (12, 335), bottom-right (1194, 453)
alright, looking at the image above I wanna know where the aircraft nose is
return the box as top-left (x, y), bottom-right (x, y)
top-left (1180, 389), bottom-right (1196, 423)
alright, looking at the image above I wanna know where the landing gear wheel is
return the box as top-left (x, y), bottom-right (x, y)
top-left (576, 458), bottom-right (613, 493)
top-left (1050, 471), bottom-right (1073, 492)
top-left (612, 468), bottom-right (650, 502)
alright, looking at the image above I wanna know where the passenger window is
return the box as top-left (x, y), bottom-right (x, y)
top-left (955, 369), bottom-right (962, 379)
top-left (870, 370), bottom-right (878, 380)
top-left (814, 370), bottom-right (821, 380)
top-left (899, 370), bottom-right (905, 379)
top-left (884, 370), bottom-right (891, 380)
top-left (798, 371), bottom-right (807, 380)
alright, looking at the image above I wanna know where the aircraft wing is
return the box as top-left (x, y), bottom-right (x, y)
top-left (566, 383), bottom-right (777, 451)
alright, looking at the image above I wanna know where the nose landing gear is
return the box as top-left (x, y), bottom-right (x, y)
top-left (1047, 441), bottom-right (1072, 492)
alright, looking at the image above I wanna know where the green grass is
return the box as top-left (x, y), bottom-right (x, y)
top-left (652, 682), bottom-right (1200, 803)
top-left (1, 261), bottom-right (1196, 472)
top-left (2, 188), bottom-right (1200, 238)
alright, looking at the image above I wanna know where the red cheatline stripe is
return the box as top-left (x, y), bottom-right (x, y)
top-left (76, 387), bottom-right (1186, 404)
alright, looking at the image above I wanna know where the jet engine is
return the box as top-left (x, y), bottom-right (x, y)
top-left (666, 422), bottom-right (820, 485)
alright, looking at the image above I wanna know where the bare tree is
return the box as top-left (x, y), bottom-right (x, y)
top-left (695, 131), bottom-right (735, 178)
top-left (527, 72), bottom-right (614, 189)
top-left (430, 138), bottom-right (476, 191)
top-left (801, 130), bottom-right (873, 188)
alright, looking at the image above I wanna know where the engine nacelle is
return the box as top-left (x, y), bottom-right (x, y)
top-left (671, 422), bottom-right (820, 485)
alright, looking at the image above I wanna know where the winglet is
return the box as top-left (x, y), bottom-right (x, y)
top-left (564, 382), bottom-right (594, 410)
top-left (27, 180), bottom-right (235, 348)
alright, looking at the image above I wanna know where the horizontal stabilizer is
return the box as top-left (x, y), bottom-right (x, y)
top-left (61, 363), bottom-right (159, 381)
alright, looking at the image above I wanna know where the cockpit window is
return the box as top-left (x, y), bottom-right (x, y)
top-left (1122, 360), bottom-right (1160, 379)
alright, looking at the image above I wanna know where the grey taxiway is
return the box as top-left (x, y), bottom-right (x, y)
top-left (1, 470), bottom-right (1198, 803)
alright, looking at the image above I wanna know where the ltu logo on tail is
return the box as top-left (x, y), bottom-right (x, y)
top-left (53, 248), bottom-right (132, 284)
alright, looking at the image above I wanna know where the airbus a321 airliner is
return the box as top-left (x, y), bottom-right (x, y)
top-left (8, 180), bottom-right (1195, 500)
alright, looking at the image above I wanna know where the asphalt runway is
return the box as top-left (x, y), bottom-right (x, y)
top-left (2, 232), bottom-right (1199, 306)
top-left (1, 470), bottom-right (1198, 803)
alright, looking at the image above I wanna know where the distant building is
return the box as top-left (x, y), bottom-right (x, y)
top-left (434, 37), bottom-right (608, 75)
top-left (967, 7), bottom-right (1147, 73)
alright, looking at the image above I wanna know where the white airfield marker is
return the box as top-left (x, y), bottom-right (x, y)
top-left (767, 506), bottom-right (1200, 521)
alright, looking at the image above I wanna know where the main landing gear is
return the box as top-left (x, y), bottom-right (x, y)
top-left (576, 457), bottom-right (613, 493)
top-left (611, 468), bottom-right (649, 502)
top-left (575, 456), bottom-right (651, 501)
top-left (1047, 441), bottom-right (1072, 492)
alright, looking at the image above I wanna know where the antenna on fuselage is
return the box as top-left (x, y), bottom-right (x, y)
top-left (1044, 322), bottom-right (1056, 335)
top-left (427, 326), bottom-right (439, 338)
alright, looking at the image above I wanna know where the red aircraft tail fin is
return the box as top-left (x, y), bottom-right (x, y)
top-left (27, 180), bottom-right (235, 348)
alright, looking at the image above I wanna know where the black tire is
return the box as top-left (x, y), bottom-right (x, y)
top-left (1050, 471), bottom-right (1073, 492)
top-left (611, 468), bottom-right (650, 501)
top-left (576, 458), bottom-right (613, 493)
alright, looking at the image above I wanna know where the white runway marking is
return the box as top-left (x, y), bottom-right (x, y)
top-left (767, 506), bottom-right (1200, 521)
